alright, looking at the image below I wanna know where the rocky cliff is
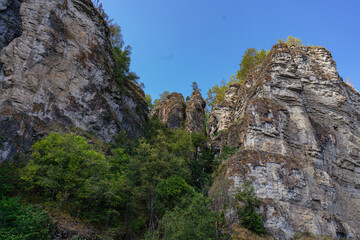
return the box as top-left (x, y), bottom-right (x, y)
top-left (186, 90), bottom-right (206, 134)
top-left (209, 43), bottom-right (360, 239)
top-left (151, 92), bottom-right (186, 129)
top-left (150, 91), bottom-right (207, 134)
top-left (0, 0), bottom-right (148, 161)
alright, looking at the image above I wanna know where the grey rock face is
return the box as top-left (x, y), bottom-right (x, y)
top-left (209, 43), bottom-right (360, 239)
top-left (186, 90), bottom-right (206, 134)
top-left (0, 0), bottom-right (12, 11)
top-left (0, 0), bottom-right (21, 55)
top-left (0, 0), bottom-right (148, 161)
top-left (151, 92), bottom-right (186, 129)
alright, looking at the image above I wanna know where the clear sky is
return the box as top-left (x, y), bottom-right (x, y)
top-left (102, 0), bottom-right (360, 100)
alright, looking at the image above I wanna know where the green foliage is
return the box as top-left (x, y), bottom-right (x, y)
top-left (206, 76), bottom-right (237, 111)
top-left (113, 45), bottom-right (139, 86)
top-left (0, 197), bottom-right (53, 240)
top-left (0, 133), bottom-right (4, 148)
top-left (145, 94), bottom-right (154, 113)
top-left (207, 48), bottom-right (267, 112)
top-left (236, 48), bottom-right (268, 83)
top-left (155, 177), bottom-right (194, 214)
top-left (191, 81), bottom-right (200, 92)
top-left (0, 161), bottom-right (16, 197)
top-left (277, 36), bottom-right (303, 46)
top-left (13, 118), bottom-right (219, 238)
top-left (153, 193), bottom-right (218, 240)
top-left (235, 182), bottom-right (266, 235)
top-left (20, 133), bottom-right (127, 223)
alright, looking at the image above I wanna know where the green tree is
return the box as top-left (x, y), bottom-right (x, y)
top-left (155, 177), bottom-right (195, 214)
top-left (206, 76), bottom-right (237, 111)
top-left (235, 182), bottom-right (266, 234)
top-left (21, 133), bottom-right (125, 223)
top-left (277, 36), bottom-right (303, 46)
top-left (145, 94), bottom-right (154, 113)
top-left (191, 82), bottom-right (200, 92)
top-left (154, 193), bottom-right (218, 240)
top-left (207, 48), bottom-right (268, 112)
top-left (0, 197), bottom-right (53, 240)
top-left (236, 48), bottom-right (267, 82)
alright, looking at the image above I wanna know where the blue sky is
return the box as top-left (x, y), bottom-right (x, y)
top-left (102, 0), bottom-right (360, 100)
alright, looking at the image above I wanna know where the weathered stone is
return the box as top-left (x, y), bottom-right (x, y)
top-left (151, 92), bottom-right (185, 129)
top-left (209, 43), bottom-right (360, 239)
top-left (0, 0), bottom-right (21, 55)
top-left (0, 0), bottom-right (12, 11)
top-left (0, 0), bottom-right (148, 161)
top-left (186, 90), bottom-right (206, 134)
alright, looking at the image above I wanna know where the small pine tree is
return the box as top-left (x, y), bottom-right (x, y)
top-left (192, 81), bottom-right (200, 92)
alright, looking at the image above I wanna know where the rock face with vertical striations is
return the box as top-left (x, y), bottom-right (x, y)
top-left (186, 90), bottom-right (206, 134)
top-left (0, 0), bottom-right (148, 161)
top-left (209, 43), bottom-right (360, 239)
top-left (150, 92), bottom-right (186, 129)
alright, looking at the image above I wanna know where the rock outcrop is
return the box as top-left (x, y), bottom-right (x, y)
top-left (209, 43), bottom-right (360, 239)
top-left (151, 92), bottom-right (185, 129)
top-left (0, 0), bottom-right (148, 161)
top-left (186, 90), bottom-right (206, 134)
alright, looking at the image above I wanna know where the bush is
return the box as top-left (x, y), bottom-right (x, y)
top-left (235, 182), bottom-right (266, 235)
top-left (0, 197), bottom-right (53, 240)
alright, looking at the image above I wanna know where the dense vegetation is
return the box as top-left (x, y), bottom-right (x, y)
top-left (0, 118), bottom-right (229, 239)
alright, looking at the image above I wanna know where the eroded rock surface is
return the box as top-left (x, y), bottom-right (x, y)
top-left (0, 0), bottom-right (148, 161)
top-left (0, 0), bottom-right (22, 60)
top-left (209, 43), bottom-right (360, 239)
top-left (186, 90), bottom-right (206, 134)
top-left (151, 92), bottom-right (185, 129)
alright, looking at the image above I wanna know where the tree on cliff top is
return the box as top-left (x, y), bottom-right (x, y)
top-left (206, 47), bottom-right (269, 112)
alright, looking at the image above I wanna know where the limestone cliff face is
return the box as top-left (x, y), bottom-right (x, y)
top-left (186, 90), bottom-right (206, 134)
top-left (151, 92), bottom-right (186, 129)
top-left (0, 0), bottom-right (148, 161)
top-left (209, 43), bottom-right (360, 239)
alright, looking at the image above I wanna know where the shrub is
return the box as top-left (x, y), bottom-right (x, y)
top-left (235, 182), bottom-right (266, 235)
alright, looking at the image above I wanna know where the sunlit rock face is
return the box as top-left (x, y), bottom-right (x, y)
top-left (186, 90), bottom-right (206, 135)
top-left (209, 43), bottom-right (360, 239)
top-left (151, 92), bottom-right (186, 129)
top-left (0, 0), bottom-right (148, 161)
